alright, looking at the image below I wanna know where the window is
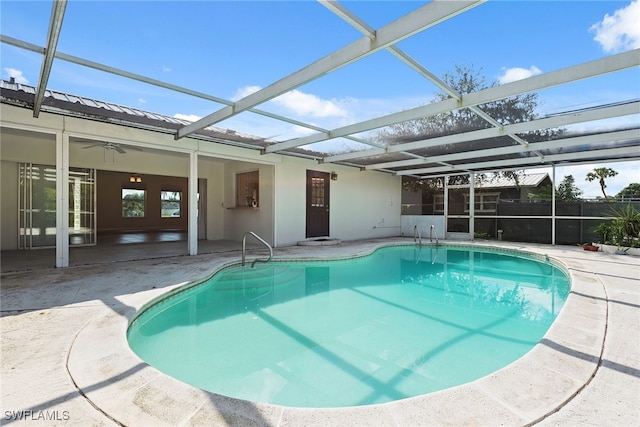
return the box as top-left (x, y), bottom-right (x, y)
top-left (236, 170), bottom-right (259, 207)
top-left (161, 190), bottom-right (181, 217)
top-left (311, 177), bottom-right (325, 207)
top-left (434, 194), bottom-right (444, 213)
top-left (464, 192), bottom-right (499, 213)
top-left (122, 188), bottom-right (145, 217)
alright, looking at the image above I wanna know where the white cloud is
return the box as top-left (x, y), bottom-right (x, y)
top-left (162, 65), bottom-right (172, 72)
top-left (4, 67), bottom-right (29, 84)
top-left (173, 113), bottom-right (202, 123)
top-left (498, 66), bottom-right (542, 84)
top-left (138, 98), bottom-right (147, 104)
top-left (231, 85), bottom-right (262, 101)
top-left (590, 0), bottom-right (640, 53)
top-left (291, 124), bottom-right (319, 136)
top-left (230, 85), bottom-right (348, 119)
top-left (271, 90), bottom-right (348, 118)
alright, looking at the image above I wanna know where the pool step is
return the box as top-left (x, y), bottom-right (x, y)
top-left (213, 265), bottom-right (304, 292)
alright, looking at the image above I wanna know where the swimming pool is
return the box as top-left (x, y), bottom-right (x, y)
top-left (127, 245), bottom-right (570, 408)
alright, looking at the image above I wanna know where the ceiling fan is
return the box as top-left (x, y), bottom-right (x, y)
top-left (82, 142), bottom-right (127, 154)
top-left (80, 141), bottom-right (142, 162)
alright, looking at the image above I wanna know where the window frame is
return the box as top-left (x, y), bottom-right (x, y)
top-left (160, 189), bottom-right (182, 218)
top-left (464, 192), bottom-right (500, 213)
top-left (434, 194), bottom-right (444, 213)
top-left (235, 170), bottom-right (259, 208)
top-left (121, 187), bottom-right (146, 218)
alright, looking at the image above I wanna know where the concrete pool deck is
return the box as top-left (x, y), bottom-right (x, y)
top-left (1, 238), bottom-right (638, 426)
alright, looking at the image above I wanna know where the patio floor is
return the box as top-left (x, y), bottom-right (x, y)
top-left (1, 238), bottom-right (638, 426)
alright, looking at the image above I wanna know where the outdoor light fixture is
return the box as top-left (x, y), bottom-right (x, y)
top-left (331, 172), bottom-right (338, 181)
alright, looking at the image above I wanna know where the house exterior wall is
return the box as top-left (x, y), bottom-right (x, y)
top-left (223, 161), bottom-right (275, 244)
top-left (1, 161), bottom-right (19, 249)
top-left (1, 103), bottom-right (403, 253)
top-left (199, 156), bottom-right (225, 240)
top-left (274, 156), bottom-right (402, 247)
top-left (96, 170), bottom-right (189, 233)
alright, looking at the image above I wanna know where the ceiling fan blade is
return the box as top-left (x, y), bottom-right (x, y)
top-left (82, 144), bottom-right (104, 149)
top-left (115, 146), bottom-right (127, 154)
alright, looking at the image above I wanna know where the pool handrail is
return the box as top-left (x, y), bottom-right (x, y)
top-left (242, 231), bottom-right (273, 268)
top-left (430, 224), bottom-right (439, 246)
top-left (413, 225), bottom-right (422, 246)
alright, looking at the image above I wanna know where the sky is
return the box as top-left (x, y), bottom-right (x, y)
top-left (1, 0), bottom-right (639, 198)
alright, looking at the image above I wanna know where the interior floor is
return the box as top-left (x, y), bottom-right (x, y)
top-left (1, 232), bottom-right (262, 274)
top-left (98, 231), bottom-right (188, 244)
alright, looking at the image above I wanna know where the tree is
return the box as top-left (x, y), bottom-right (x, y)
top-left (556, 175), bottom-right (583, 201)
top-left (616, 183), bottom-right (640, 200)
top-left (379, 65), bottom-right (563, 193)
top-left (586, 167), bottom-right (618, 199)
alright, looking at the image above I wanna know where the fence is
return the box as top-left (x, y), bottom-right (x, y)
top-left (401, 199), bottom-right (640, 245)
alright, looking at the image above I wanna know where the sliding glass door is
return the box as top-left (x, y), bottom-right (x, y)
top-left (18, 163), bottom-right (96, 248)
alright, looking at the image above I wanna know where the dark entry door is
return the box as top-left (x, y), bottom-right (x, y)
top-left (306, 170), bottom-right (330, 238)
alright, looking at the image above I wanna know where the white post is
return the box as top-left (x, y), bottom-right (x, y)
top-left (56, 131), bottom-right (69, 267)
top-left (444, 176), bottom-right (449, 238)
top-left (469, 172), bottom-right (475, 240)
top-left (188, 151), bottom-right (198, 255)
top-left (551, 164), bottom-right (556, 246)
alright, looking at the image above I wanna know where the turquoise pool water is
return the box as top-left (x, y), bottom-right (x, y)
top-left (128, 245), bottom-right (570, 408)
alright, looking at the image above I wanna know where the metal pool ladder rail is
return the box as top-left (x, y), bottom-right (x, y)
top-left (413, 225), bottom-right (422, 246)
top-left (430, 224), bottom-right (439, 246)
top-left (242, 231), bottom-right (273, 268)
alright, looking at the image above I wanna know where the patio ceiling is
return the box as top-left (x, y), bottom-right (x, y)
top-left (1, 0), bottom-right (639, 179)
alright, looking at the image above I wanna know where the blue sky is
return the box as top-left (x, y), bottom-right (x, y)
top-left (1, 0), bottom-right (639, 197)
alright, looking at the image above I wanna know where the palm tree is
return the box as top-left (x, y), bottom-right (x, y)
top-left (586, 167), bottom-right (618, 199)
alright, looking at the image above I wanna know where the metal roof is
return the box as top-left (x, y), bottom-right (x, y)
top-left (474, 172), bottom-right (549, 189)
top-left (0, 79), bottom-right (327, 159)
top-left (1, 0), bottom-right (639, 177)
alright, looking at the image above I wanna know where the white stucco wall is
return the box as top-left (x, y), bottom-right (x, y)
top-left (0, 161), bottom-right (18, 249)
top-left (401, 215), bottom-right (446, 242)
top-left (198, 157), bottom-right (225, 240)
top-left (222, 161), bottom-right (275, 244)
top-left (274, 156), bottom-right (402, 247)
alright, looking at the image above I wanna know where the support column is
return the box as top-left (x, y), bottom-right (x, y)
top-left (444, 176), bottom-right (449, 238)
top-left (56, 131), bottom-right (69, 267)
top-left (551, 164), bottom-right (556, 246)
top-left (188, 151), bottom-right (198, 256)
top-left (469, 172), bottom-right (475, 240)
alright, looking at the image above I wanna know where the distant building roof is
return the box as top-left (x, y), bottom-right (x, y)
top-left (475, 173), bottom-right (549, 189)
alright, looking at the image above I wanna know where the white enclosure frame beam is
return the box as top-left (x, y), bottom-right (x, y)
top-left (328, 100), bottom-right (640, 165)
top-left (395, 139), bottom-right (640, 176)
top-left (469, 172), bottom-right (475, 240)
top-left (370, 126), bottom-right (639, 171)
top-left (176, 0), bottom-right (484, 139)
top-left (266, 49), bottom-right (640, 154)
top-left (0, 35), bottom-right (375, 148)
top-left (551, 165), bottom-right (556, 246)
top-left (320, 0), bottom-right (533, 153)
top-left (33, 0), bottom-right (67, 118)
